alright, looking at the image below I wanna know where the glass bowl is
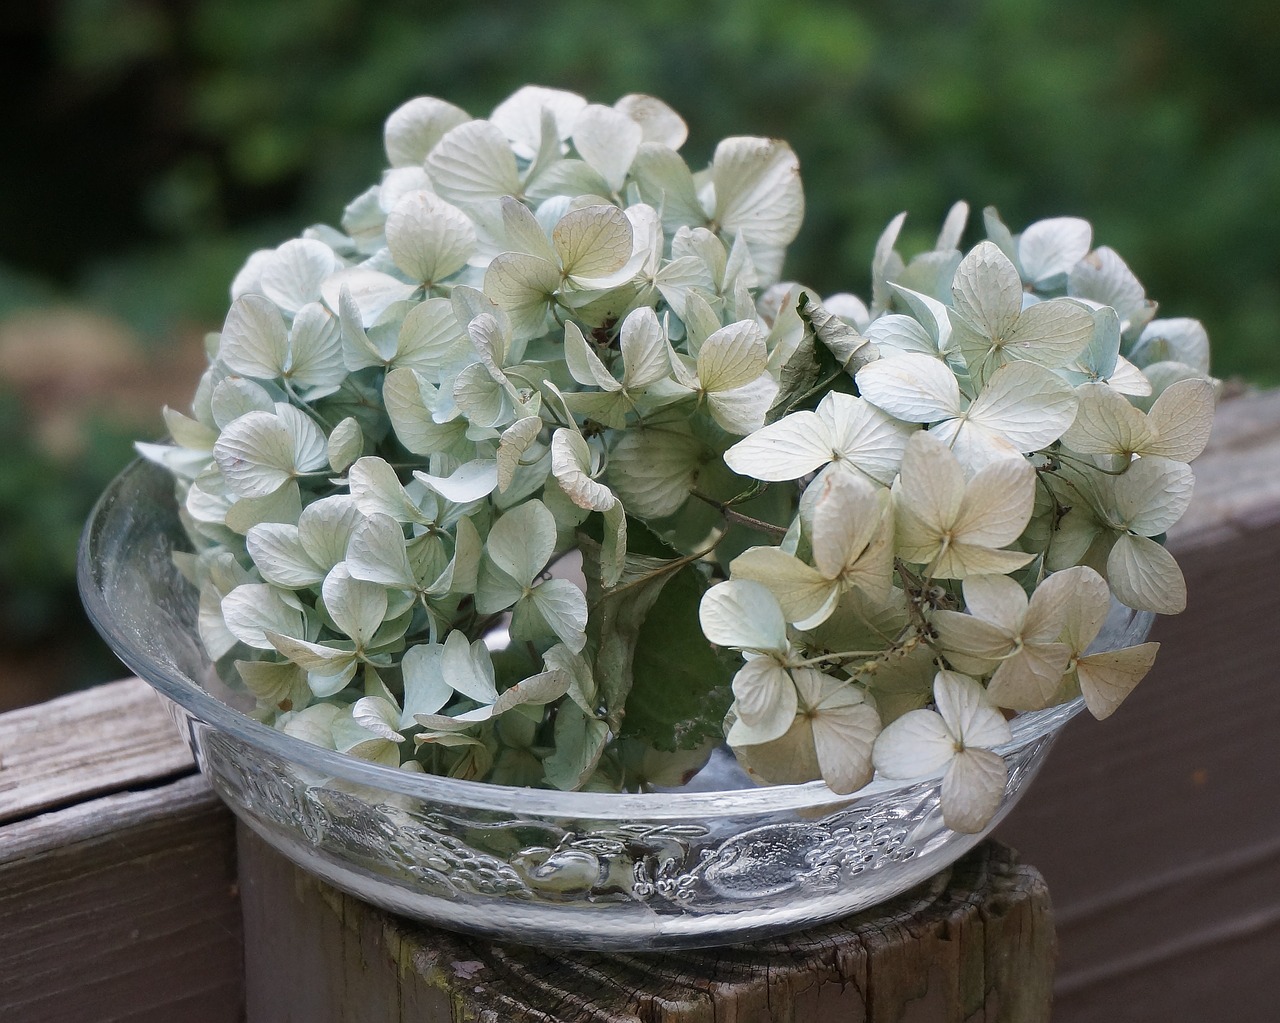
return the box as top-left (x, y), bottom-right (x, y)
top-left (78, 458), bottom-right (1153, 950)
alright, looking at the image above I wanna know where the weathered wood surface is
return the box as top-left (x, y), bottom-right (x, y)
top-left (0, 678), bottom-right (243, 1023)
top-left (239, 828), bottom-right (1054, 1023)
top-left (0, 676), bottom-right (194, 822)
top-left (997, 387), bottom-right (1280, 1022)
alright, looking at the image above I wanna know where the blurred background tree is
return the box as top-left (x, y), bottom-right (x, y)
top-left (1, 0), bottom-right (1276, 706)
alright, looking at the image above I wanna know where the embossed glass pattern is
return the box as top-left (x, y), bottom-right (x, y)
top-left (80, 460), bottom-right (1153, 950)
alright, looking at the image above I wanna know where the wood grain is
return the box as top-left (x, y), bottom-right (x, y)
top-left (239, 827), bottom-right (1054, 1023)
top-left (0, 676), bottom-right (193, 823)
top-left (0, 774), bottom-right (243, 1023)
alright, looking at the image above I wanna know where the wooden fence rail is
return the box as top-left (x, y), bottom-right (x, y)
top-left (3, 388), bottom-right (1278, 1021)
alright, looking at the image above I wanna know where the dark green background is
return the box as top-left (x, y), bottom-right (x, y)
top-left (1, 0), bottom-right (1276, 701)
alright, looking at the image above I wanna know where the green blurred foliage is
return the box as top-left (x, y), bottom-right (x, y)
top-left (6, 0), bottom-right (1277, 379)
top-left (0, 0), bottom-right (1276, 695)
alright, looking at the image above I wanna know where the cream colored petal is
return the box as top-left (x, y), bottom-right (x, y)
top-left (1077, 642), bottom-right (1160, 720)
top-left (941, 748), bottom-right (1007, 833)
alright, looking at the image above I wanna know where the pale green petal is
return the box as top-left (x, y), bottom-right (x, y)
top-left (245, 523), bottom-right (325, 588)
top-left (221, 583), bottom-right (307, 650)
top-left (563, 321), bottom-right (620, 391)
top-left (440, 629), bottom-right (499, 704)
top-left (729, 546), bottom-right (835, 627)
top-left (1145, 378), bottom-right (1215, 462)
top-left (483, 251), bottom-right (559, 340)
top-left (326, 417), bottom-right (363, 473)
top-left (322, 565), bottom-right (388, 647)
top-left (607, 424), bottom-right (702, 518)
top-left (345, 514), bottom-right (416, 590)
top-left (400, 643), bottom-right (451, 724)
top-left (486, 499), bottom-right (556, 585)
top-left (523, 577), bottom-right (589, 653)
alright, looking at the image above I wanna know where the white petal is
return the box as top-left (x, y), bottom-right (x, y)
top-left (731, 659), bottom-right (798, 742)
top-left (941, 748), bottom-right (1007, 833)
top-left (615, 94), bottom-right (687, 149)
top-left (950, 241), bottom-right (1022, 349)
top-left (1017, 217), bottom-right (1092, 288)
top-left (1112, 456), bottom-right (1194, 536)
top-left (817, 392), bottom-right (914, 485)
top-left (966, 362), bottom-right (1078, 451)
top-left (1077, 642), bottom-right (1159, 720)
top-left (1145, 378), bottom-right (1215, 462)
top-left (384, 96), bottom-right (470, 166)
top-left (385, 190), bottom-right (476, 284)
top-left (855, 353), bottom-right (963, 424)
top-left (1107, 532), bottom-right (1186, 614)
top-left (245, 523), bottom-right (325, 589)
top-left (221, 583), bottom-right (305, 650)
top-left (490, 86), bottom-right (586, 156)
top-left (710, 136), bottom-right (803, 283)
top-left (934, 670), bottom-right (1011, 748)
top-left (953, 456), bottom-right (1035, 547)
top-left (707, 375), bottom-right (778, 435)
top-left (551, 429), bottom-right (615, 512)
top-left (722, 411), bottom-right (833, 481)
top-left (219, 294), bottom-right (289, 379)
top-left (872, 708), bottom-right (955, 779)
top-left (810, 695), bottom-right (880, 794)
top-left (810, 471), bottom-right (881, 578)
top-left (699, 579), bottom-right (789, 654)
top-left (571, 104), bottom-right (642, 193)
top-left (631, 143), bottom-right (706, 234)
top-left (426, 120), bottom-right (521, 205)
top-left (554, 204), bottom-right (634, 281)
top-left (618, 306), bottom-right (670, 389)
top-left (260, 239), bottom-right (339, 315)
top-left (698, 321), bottom-right (768, 396)
top-left (1062, 382), bottom-right (1152, 455)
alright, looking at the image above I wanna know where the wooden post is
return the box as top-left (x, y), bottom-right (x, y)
top-left (237, 825), bottom-right (1054, 1023)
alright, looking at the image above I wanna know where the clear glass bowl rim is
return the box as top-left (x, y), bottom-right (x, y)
top-left (78, 458), bottom-right (1145, 821)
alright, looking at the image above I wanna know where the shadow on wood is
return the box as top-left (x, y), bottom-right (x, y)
top-left (239, 827), bottom-right (1054, 1023)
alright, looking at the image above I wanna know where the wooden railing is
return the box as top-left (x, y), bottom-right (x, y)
top-left (3, 389), bottom-right (1277, 1022)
